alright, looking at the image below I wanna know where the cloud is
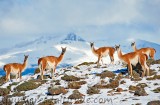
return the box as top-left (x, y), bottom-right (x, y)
top-left (0, 0), bottom-right (160, 45)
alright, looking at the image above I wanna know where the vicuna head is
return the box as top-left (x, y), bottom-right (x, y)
top-left (90, 42), bottom-right (94, 48)
top-left (61, 47), bottom-right (67, 55)
top-left (115, 45), bottom-right (120, 51)
top-left (24, 55), bottom-right (29, 62)
top-left (131, 42), bottom-right (135, 47)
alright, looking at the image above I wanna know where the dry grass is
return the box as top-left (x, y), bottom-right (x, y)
top-left (38, 99), bottom-right (54, 105)
top-left (87, 87), bottom-right (100, 95)
top-left (77, 62), bottom-right (95, 66)
top-left (68, 90), bottom-right (84, 99)
top-left (48, 86), bottom-right (67, 95)
top-left (15, 81), bottom-right (40, 92)
top-left (152, 87), bottom-right (160, 93)
top-left (61, 75), bottom-right (80, 81)
top-left (96, 70), bottom-right (116, 79)
top-left (0, 88), bottom-right (10, 96)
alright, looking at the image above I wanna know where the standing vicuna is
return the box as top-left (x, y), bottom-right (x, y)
top-left (131, 42), bottom-right (156, 60)
top-left (90, 42), bottom-right (115, 65)
top-left (38, 47), bottom-right (66, 80)
top-left (3, 55), bottom-right (29, 82)
top-left (115, 45), bottom-right (149, 77)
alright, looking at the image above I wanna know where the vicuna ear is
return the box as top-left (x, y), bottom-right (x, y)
top-left (118, 45), bottom-right (120, 47)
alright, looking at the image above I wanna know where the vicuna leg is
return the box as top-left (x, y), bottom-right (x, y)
top-left (52, 67), bottom-right (56, 79)
top-left (141, 65), bottom-right (146, 77)
top-left (97, 55), bottom-right (101, 66)
top-left (41, 70), bottom-right (44, 80)
top-left (145, 63), bottom-right (150, 76)
top-left (5, 71), bottom-right (9, 82)
top-left (128, 63), bottom-right (133, 78)
top-left (19, 72), bottom-right (22, 81)
top-left (16, 73), bottom-right (18, 81)
top-left (8, 74), bottom-right (11, 82)
top-left (101, 57), bottom-right (104, 65)
top-left (109, 54), bottom-right (114, 64)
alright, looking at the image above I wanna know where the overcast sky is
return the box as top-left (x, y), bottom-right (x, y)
top-left (0, 0), bottom-right (160, 48)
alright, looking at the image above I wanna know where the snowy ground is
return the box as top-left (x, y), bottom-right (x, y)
top-left (0, 61), bottom-right (160, 105)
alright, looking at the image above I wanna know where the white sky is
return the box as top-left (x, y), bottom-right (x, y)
top-left (0, 0), bottom-right (160, 48)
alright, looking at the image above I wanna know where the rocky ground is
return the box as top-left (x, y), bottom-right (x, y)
top-left (0, 60), bottom-right (160, 105)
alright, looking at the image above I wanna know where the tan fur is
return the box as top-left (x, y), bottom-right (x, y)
top-left (38, 47), bottom-right (66, 80)
top-left (90, 42), bottom-right (115, 65)
top-left (3, 55), bottom-right (29, 82)
top-left (115, 45), bottom-right (149, 77)
top-left (131, 42), bottom-right (156, 59)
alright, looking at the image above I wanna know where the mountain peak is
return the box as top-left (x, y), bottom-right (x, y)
top-left (62, 33), bottom-right (85, 43)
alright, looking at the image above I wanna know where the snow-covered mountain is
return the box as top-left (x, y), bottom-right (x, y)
top-left (61, 33), bottom-right (86, 44)
top-left (0, 33), bottom-right (160, 75)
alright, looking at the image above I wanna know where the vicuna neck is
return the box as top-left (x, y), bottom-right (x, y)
top-left (133, 45), bottom-right (137, 51)
top-left (22, 58), bottom-right (28, 70)
top-left (91, 45), bottom-right (97, 54)
top-left (117, 49), bottom-right (123, 60)
top-left (57, 53), bottom-right (64, 64)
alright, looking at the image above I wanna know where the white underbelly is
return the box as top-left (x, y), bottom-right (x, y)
top-left (47, 61), bottom-right (55, 69)
top-left (130, 56), bottom-right (139, 66)
top-left (102, 50), bottom-right (109, 57)
top-left (10, 68), bottom-right (19, 75)
top-left (143, 50), bottom-right (150, 56)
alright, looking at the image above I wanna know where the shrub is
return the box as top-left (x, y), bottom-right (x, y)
top-left (61, 75), bottom-right (80, 81)
top-left (147, 59), bottom-right (160, 66)
top-left (134, 88), bottom-right (148, 96)
top-left (7, 82), bottom-right (19, 91)
top-left (34, 68), bottom-right (40, 74)
top-left (129, 85), bottom-right (140, 91)
top-left (87, 87), bottom-right (100, 95)
top-left (68, 90), bottom-right (84, 99)
top-left (136, 83), bottom-right (148, 88)
top-left (68, 82), bottom-right (81, 89)
top-left (77, 62), bottom-right (94, 66)
top-left (48, 86), bottom-right (67, 95)
top-left (94, 79), bottom-right (119, 89)
top-left (38, 99), bottom-right (54, 105)
top-left (0, 75), bottom-right (15, 86)
top-left (15, 101), bottom-right (25, 105)
top-left (0, 88), bottom-right (10, 96)
top-left (147, 100), bottom-right (160, 105)
top-left (152, 87), bottom-right (160, 93)
top-left (15, 81), bottom-right (40, 92)
top-left (96, 70), bottom-right (116, 79)
top-left (11, 92), bottom-right (25, 97)
top-left (37, 75), bottom-right (51, 80)
top-left (146, 75), bottom-right (160, 80)
top-left (1, 96), bottom-right (12, 105)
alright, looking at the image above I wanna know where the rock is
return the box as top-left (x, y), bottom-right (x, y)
top-left (131, 78), bottom-right (142, 81)
top-left (152, 87), bottom-right (160, 93)
top-left (120, 80), bottom-right (126, 84)
top-left (136, 83), bottom-right (148, 88)
top-left (129, 85), bottom-right (139, 91)
top-left (61, 75), bottom-right (80, 81)
top-left (134, 88), bottom-right (148, 96)
top-left (68, 82), bottom-right (81, 89)
top-left (68, 90), bottom-right (85, 99)
top-left (147, 100), bottom-right (160, 105)
top-left (115, 73), bottom-right (123, 80)
top-left (87, 87), bottom-right (100, 95)
top-left (96, 70), bottom-right (116, 79)
top-left (48, 86), bottom-right (68, 95)
top-left (116, 88), bottom-right (123, 92)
